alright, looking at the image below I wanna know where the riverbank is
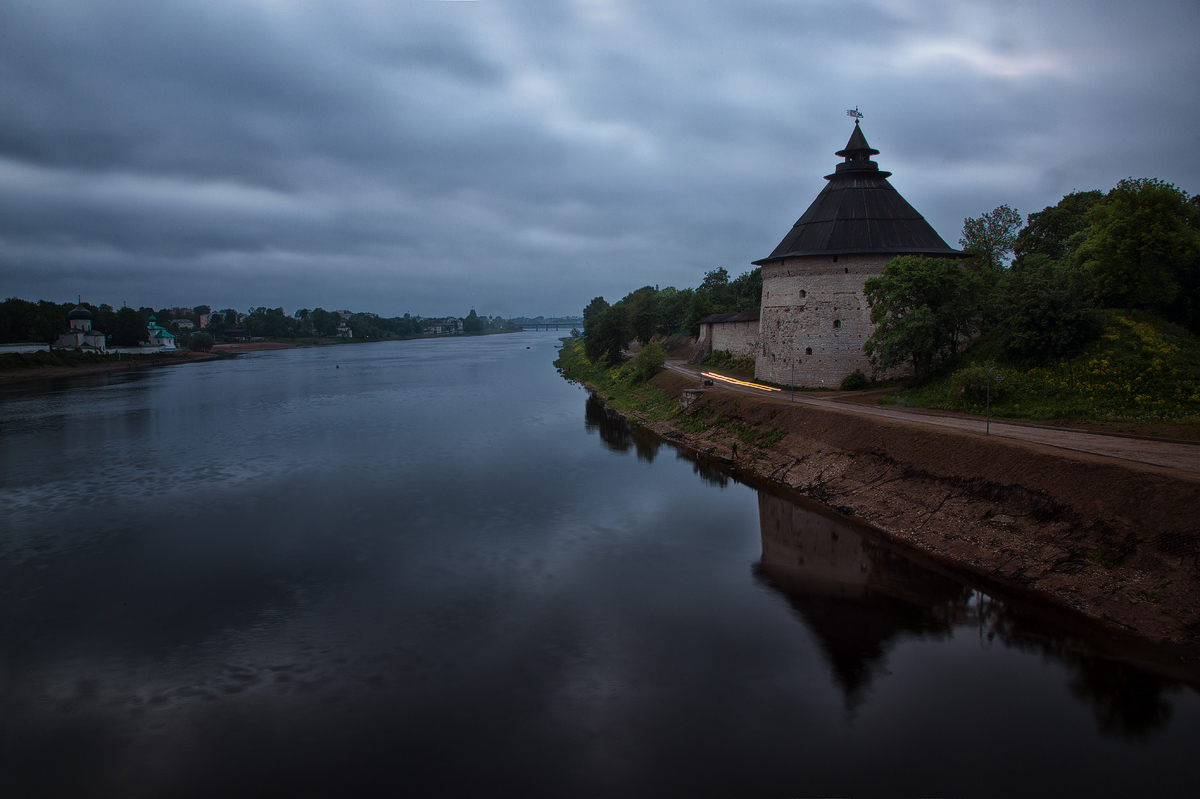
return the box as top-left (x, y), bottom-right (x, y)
top-left (0, 350), bottom-right (225, 385)
top-left (560, 346), bottom-right (1200, 648)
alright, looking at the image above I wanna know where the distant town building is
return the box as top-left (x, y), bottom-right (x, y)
top-left (55, 305), bottom-right (107, 351)
top-left (146, 316), bottom-right (177, 350)
top-left (423, 317), bottom-right (463, 335)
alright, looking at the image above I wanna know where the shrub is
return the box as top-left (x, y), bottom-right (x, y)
top-left (950, 364), bottom-right (1005, 407)
top-left (188, 331), bottom-right (214, 352)
top-left (701, 349), bottom-right (756, 374)
top-left (623, 341), bottom-right (666, 384)
top-left (840, 370), bottom-right (869, 391)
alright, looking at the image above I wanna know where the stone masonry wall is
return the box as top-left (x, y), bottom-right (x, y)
top-left (755, 254), bottom-right (891, 387)
top-left (708, 319), bottom-right (759, 359)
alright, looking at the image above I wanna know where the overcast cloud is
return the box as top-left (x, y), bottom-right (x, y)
top-left (1, 0), bottom-right (1197, 318)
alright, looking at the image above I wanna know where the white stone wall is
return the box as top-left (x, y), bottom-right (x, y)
top-left (0, 342), bottom-right (50, 354)
top-left (755, 254), bottom-right (891, 387)
top-left (708, 320), bottom-right (759, 359)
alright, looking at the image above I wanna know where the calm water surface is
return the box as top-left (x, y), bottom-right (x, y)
top-left (2, 334), bottom-right (1198, 797)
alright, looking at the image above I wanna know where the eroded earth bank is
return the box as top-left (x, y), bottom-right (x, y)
top-left (612, 370), bottom-right (1200, 650)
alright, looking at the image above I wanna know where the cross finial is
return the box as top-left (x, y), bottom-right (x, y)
top-left (846, 106), bottom-right (863, 124)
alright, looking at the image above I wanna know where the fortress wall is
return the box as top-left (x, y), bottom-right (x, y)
top-left (755, 254), bottom-right (890, 387)
top-left (710, 319), bottom-right (759, 358)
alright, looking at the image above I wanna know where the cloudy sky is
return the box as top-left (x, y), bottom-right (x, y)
top-left (2, 0), bottom-right (1197, 319)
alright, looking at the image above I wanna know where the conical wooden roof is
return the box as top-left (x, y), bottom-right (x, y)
top-left (754, 123), bottom-right (961, 264)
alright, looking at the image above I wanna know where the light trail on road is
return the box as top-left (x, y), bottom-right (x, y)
top-left (700, 372), bottom-right (781, 392)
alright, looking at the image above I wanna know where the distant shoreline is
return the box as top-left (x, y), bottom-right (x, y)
top-left (0, 333), bottom-right (523, 385)
top-left (0, 351), bottom-right (226, 385)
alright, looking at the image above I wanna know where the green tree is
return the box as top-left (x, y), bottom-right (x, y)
top-left (961, 204), bottom-right (1022, 272)
top-left (112, 307), bottom-right (150, 346)
top-left (94, 304), bottom-right (117, 335)
top-left (347, 313), bottom-right (382, 339)
top-left (309, 308), bottom-right (339, 337)
top-left (621, 286), bottom-right (658, 345)
top-left (583, 296), bottom-right (610, 328)
top-left (1014, 190), bottom-right (1104, 264)
top-left (651, 287), bottom-right (692, 336)
top-left (863, 256), bottom-right (978, 379)
top-left (28, 301), bottom-right (69, 344)
top-left (0, 298), bottom-right (38, 342)
top-left (245, 307), bottom-right (295, 338)
top-left (188, 331), bottom-right (215, 351)
top-left (1075, 178), bottom-right (1200, 326)
top-left (729, 267), bottom-right (762, 311)
top-left (625, 340), bottom-right (666, 383)
top-left (584, 302), bottom-right (631, 365)
top-left (683, 292), bottom-right (714, 337)
top-left (993, 255), bottom-right (1101, 363)
top-left (699, 267), bottom-right (731, 300)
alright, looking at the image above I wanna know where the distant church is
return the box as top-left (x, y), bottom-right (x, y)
top-left (55, 305), bottom-right (107, 351)
top-left (699, 121), bottom-right (962, 387)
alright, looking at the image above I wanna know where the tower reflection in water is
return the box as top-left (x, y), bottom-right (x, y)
top-left (753, 491), bottom-right (1184, 738)
top-left (582, 389), bottom-right (1189, 739)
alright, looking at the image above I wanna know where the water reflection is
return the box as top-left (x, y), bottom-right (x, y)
top-left (584, 392), bottom-right (661, 463)
top-left (755, 493), bottom-right (967, 708)
top-left (752, 491), bottom-right (1190, 738)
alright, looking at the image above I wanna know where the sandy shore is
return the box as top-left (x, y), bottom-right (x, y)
top-left (211, 341), bottom-right (300, 353)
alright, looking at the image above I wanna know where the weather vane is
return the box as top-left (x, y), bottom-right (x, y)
top-left (846, 107), bottom-right (863, 123)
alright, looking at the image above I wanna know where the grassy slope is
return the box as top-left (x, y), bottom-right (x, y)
top-left (882, 311), bottom-right (1200, 427)
top-left (0, 348), bottom-right (184, 370)
top-left (554, 338), bottom-right (679, 423)
top-left (555, 339), bottom-right (789, 450)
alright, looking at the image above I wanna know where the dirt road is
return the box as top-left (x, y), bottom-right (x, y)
top-left (665, 361), bottom-right (1200, 474)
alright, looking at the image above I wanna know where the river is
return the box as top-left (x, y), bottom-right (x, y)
top-left (1, 333), bottom-right (1197, 797)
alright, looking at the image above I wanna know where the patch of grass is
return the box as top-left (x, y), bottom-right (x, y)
top-left (0, 349), bottom-right (173, 370)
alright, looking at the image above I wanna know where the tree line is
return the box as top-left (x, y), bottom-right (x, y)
top-left (0, 299), bottom-right (162, 347)
top-left (583, 267), bottom-right (762, 364)
top-left (864, 178), bottom-right (1200, 379)
top-left (1, 299), bottom-right (518, 348)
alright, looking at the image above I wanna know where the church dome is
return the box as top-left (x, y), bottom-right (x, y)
top-left (754, 123), bottom-right (962, 264)
top-left (68, 305), bottom-right (92, 321)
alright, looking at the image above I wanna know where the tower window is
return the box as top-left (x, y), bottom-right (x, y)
top-left (833, 319), bottom-right (841, 329)
top-left (799, 290), bottom-right (806, 298)
top-left (832, 255), bottom-right (838, 263)
top-left (806, 347), bottom-right (813, 355)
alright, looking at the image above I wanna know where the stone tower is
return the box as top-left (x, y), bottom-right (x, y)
top-left (753, 122), bottom-right (961, 387)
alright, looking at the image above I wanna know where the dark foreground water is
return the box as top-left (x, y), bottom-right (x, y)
top-left (2, 333), bottom-right (1198, 797)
